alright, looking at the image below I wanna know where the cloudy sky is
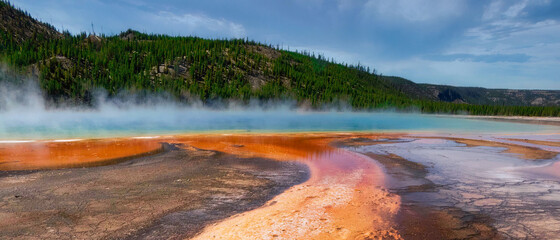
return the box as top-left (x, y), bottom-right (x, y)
top-left (13, 0), bottom-right (560, 89)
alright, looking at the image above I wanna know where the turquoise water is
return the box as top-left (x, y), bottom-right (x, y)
top-left (0, 108), bottom-right (558, 140)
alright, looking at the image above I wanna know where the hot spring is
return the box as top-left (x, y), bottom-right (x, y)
top-left (1, 107), bottom-right (558, 140)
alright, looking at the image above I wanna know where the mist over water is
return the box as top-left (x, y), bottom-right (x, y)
top-left (1, 70), bottom-right (558, 140)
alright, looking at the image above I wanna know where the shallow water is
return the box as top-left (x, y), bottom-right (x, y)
top-left (1, 109), bottom-right (559, 140)
top-left (352, 138), bottom-right (560, 239)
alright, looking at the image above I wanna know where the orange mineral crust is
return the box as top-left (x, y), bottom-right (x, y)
top-left (0, 133), bottom-right (403, 239)
top-left (504, 138), bottom-right (560, 147)
top-left (169, 134), bottom-right (402, 239)
top-left (0, 139), bottom-right (162, 171)
top-left (168, 133), bottom-right (402, 161)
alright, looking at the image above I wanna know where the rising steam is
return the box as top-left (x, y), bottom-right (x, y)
top-left (0, 67), bottom-right (556, 140)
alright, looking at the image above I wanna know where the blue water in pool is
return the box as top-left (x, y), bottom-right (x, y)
top-left (1, 106), bottom-right (558, 140)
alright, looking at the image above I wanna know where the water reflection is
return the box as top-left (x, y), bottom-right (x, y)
top-left (352, 138), bottom-right (560, 238)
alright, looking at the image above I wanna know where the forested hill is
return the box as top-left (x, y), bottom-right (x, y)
top-left (0, 1), bottom-right (559, 116)
top-left (382, 76), bottom-right (560, 107)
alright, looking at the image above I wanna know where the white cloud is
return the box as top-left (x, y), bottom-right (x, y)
top-left (442, 0), bottom-right (559, 71)
top-left (482, 0), bottom-right (504, 20)
top-left (289, 45), bottom-right (364, 65)
top-left (464, 19), bottom-right (559, 41)
top-left (362, 0), bottom-right (465, 22)
top-left (503, 0), bottom-right (528, 18)
top-left (482, 0), bottom-right (550, 21)
top-left (374, 57), bottom-right (560, 89)
top-left (481, 0), bottom-right (529, 21)
top-left (154, 11), bottom-right (246, 38)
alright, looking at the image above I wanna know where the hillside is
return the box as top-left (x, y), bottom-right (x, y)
top-left (0, 1), bottom-right (60, 44)
top-left (0, 1), bottom-right (559, 116)
top-left (383, 76), bottom-right (560, 106)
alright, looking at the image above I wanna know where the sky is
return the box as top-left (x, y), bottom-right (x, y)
top-left (12, 0), bottom-right (560, 90)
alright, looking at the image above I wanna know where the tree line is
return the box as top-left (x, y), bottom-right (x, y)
top-left (0, 27), bottom-right (558, 116)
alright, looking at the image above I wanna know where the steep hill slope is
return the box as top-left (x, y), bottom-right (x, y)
top-left (0, 1), bottom-right (60, 44)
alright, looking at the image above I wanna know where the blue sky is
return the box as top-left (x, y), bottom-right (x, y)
top-left (13, 0), bottom-right (560, 90)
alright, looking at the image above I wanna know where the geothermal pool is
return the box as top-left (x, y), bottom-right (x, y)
top-left (0, 109), bottom-right (558, 140)
top-left (0, 111), bottom-right (559, 239)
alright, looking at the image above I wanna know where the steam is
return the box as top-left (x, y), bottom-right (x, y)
top-left (0, 69), bottom-right (326, 139)
top-left (0, 68), bottom-right (556, 140)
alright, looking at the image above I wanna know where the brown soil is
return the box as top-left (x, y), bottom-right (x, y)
top-left (0, 143), bottom-right (308, 239)
top-left (396, 205), bottom-right (499, 240)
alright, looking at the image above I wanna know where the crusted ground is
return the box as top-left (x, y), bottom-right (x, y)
top-left (0, 143), bottom-right (308, 239)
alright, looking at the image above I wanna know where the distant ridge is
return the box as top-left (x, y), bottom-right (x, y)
top-left (0, 1), bottom-right (558, 116)
top-left (383, 76), bottom-right (560, 106)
